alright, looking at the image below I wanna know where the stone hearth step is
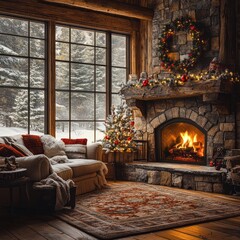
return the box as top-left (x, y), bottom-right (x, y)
top-left (120, 162), bottom-right (229, 194)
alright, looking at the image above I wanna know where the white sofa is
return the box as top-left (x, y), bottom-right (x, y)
top-left (0, 134), bottom-right (108, 206)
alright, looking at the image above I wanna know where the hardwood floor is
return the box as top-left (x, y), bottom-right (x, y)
top-left (0, 188), bottom-right (240, 240)
top-left (1, 213), bottom-right (240, 240)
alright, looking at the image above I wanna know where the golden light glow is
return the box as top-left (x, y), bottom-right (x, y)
top-left (174, 131), bottom-right (204, 157)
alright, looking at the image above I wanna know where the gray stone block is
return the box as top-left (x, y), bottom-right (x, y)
top-left (136, 169), bottom-right (148, 182)
top-left (190, 111), bottom-right (198, 121)
top-left (148, 171), bottom-right (160, 184)
top-left (213, 183), bottom-right (224, 193)
top-left (165, 109), bottom-right (173, 120)
top-left (220, 123), bottom-right (235, 132)
top-left (172, 173), bottom-right (182, 188)
top-left (183, 174), bottom-right (196, 190)
top-left (196, 182), bottom-right (213, 192)
top-left (160, 171), bottom-right (172, 186)
top-left (199, 105), bottom-right (211, 115)
top-left (159, 113), bottom-right (166, 124)
top-left (172, 107), bottom-right (180, 118)
top-left (208, 125), bottom-right (219, 137)
top-left (213, 132), bottom-right (224, 144)
top-left (179, 108), bottom-right (186, 118)
top-left (194, 175), bottom-right (221, 183)
top-left (151, 117), bottom-right (160, 129)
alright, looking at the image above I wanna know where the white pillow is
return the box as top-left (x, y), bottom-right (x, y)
top-left (41, 135), bottom-right (66, 158)
top-left (64, 144), bottom-right (87, 159)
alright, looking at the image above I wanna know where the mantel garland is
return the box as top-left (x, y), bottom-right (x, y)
top-left (159, 16), bottom-right (206, 73)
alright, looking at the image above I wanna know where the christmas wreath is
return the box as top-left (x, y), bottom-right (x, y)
top-left (159, 16), bottom-right (206, 73)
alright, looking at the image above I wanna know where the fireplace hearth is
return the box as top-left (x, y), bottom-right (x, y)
top-left (155, 119), bottom-right (206, 165)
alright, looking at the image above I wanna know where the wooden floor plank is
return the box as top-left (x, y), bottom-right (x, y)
top-left (173, 225), bottom-right (234, 240)
top-left (154, 229), bottom-right (204, 240)
top-left (29, 223), bottom-right (75, 240)
top-left (47, 218), bottom-right (97, 240)
top-left (120, 232), bottom-right (169, 240)
top-left (201, 220), bottom-right (240, 236)
top-left (0, 228), bottom-right (18, 240)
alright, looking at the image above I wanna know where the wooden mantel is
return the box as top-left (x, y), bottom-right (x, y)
top-left (41, 0), bottom-right (154, 20)
top-left (121, 78), bottom-right (233, 101)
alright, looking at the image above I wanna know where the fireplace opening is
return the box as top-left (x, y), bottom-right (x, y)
top-left (155, 119), bottom-right (207, 165)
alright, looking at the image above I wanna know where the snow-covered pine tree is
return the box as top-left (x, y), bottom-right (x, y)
top-left (101, 103), bottom-right (136, 152)
top-left (10, 90), bottom-right (29, 129)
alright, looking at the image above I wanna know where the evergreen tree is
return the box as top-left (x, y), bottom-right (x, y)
top-left (100, 103), bottom-right (136, 152)
top-left (10, 90), bottom-right (29, 129)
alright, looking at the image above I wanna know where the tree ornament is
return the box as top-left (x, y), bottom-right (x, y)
top-left (158, 16), bottom-right (206, 73)
top-left (181, 74), bottom-right (188, 82)
top-left (142, 79), bottom-right (149, 87)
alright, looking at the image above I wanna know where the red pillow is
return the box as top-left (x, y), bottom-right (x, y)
top-left (61, 138), bottom-right (87, 145)
top-left (22, 135), bottom-right (44, 155)
top-left (0, 143), bottom-right (26, 157)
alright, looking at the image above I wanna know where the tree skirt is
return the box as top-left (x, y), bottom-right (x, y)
top-left (56, 182), bottom-right (240, 239)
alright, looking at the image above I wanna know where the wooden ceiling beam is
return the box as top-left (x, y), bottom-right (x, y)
top-left (40, 0), bottom-right (154, 20)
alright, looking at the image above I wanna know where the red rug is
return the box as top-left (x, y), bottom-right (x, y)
top-left (56, 181), bottom-right (240, 239)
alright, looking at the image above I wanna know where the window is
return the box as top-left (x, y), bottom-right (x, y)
top-left (0, 15), bottom-right (46, 135)
top-left (55, 25), bottom-right (129, 142)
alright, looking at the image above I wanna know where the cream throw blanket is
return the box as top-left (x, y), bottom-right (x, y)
top-left (34, 172), bottom-right (75, 210)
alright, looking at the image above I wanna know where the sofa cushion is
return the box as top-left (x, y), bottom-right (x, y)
top-left (66, 159), bottom-right (105, 178)
top-left (0, 143), bottom-right (26, 157)
top-left (41, 134), bottom-right (66, 158)
top-left (22, 135), bottom-right (44, 155)
top-left (61, 138), bottom-right (87, 145)
top-left (11, 142), bottom-right (34, 156)
top-left (64, 144), bottom-right (87, 159)
top-left (52, 164), bottom-right (73, 180)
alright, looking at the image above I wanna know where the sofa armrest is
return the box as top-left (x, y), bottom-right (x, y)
top-left (16, 154), bottom-right (52, 182)
top-left (86, 142), bottom-right (102, 160)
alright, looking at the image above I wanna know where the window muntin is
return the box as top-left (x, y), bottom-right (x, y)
top-left (55, 25), bottom-right (129, 142)
top-left (0, 15), bottom-right (46, 134)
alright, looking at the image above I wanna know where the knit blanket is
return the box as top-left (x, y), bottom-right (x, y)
top-left (34, 172), bottom-right (75, 210)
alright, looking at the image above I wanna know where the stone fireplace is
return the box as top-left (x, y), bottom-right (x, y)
top-left (121, 79), bottom-right (236, 166)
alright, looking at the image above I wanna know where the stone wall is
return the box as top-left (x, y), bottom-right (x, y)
top-left (152, 0), bottom-right (220, 69)
top-left (134, 96), bottom-right (236, 165)
top-left (121, 163), bottom-right (226, 193)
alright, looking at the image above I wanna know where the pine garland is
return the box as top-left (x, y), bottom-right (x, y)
top-left (159, 16), bottom-right (206, 73)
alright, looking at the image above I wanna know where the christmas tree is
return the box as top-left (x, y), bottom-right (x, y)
top-left (101, 103), bottom-right (136, 152)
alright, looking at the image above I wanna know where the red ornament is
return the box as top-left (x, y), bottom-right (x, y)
top-left (105, 135), bottom-right (110, 140)
top-left (190, 25), bottom-right (196, 31)
top-left (181, 74), bottom-right (188, 82)
top-left (114, 140), bottom-right (119, 145)
top-left (142, 79), bottom-right (149, 87)
top-left (130, 121), bottom-right (134, 126)
top-left (209, 161), bottom-right (214, 167)
top-left (127, 137), bottom-right (132, 141)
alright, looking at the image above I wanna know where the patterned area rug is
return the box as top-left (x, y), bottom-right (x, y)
top-left (56, 182), bottom-right (240, 239)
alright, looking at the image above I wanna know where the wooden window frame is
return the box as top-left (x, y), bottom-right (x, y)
top-left (0, 14), bottom-right (47, 134)
top-left (0, 0), bottom-right (138, 136)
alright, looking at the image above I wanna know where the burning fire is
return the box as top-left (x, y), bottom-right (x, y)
top-left (174, 131), bottom-right (204, 157)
